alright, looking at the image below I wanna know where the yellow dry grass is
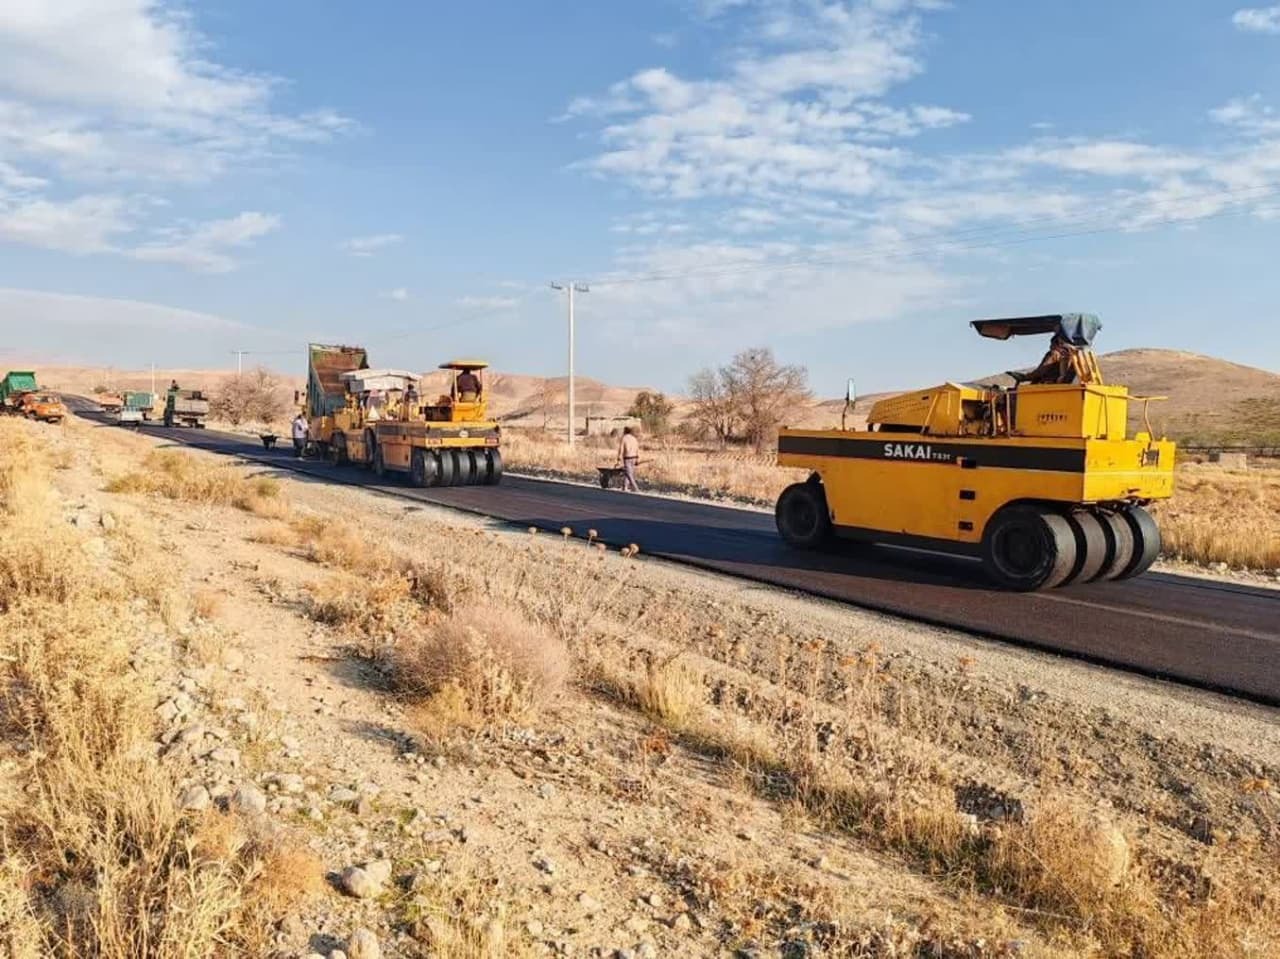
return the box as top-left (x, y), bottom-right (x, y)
top-left (0, 420), bottom-right (320, 957)
top-left (599, 650), bottom-right (1280, 958)
top-left (106, 449), bottom-right (287, 518)
top-left (1154, 463), bottom-right (1280, 570)
top-left (501, 428), bottom-right (803, 505)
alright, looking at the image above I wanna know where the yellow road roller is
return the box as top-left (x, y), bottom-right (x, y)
top-left (305, 345), bottom-right (502, 486)
top-left (775, 314), bottom-right (1175, 590)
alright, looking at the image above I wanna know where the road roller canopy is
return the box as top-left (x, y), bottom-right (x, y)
top-left (970, 313), bottom-right (1101, 347)
top-left (339, 369), bottom-right (418, 394)
top-left (439, 359), bottom-right (488, 371)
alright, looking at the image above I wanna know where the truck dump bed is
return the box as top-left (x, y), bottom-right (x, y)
top-left (308, 344), bottom-right (368, 418)
top-left (1, 371), bottom-right (38, 408)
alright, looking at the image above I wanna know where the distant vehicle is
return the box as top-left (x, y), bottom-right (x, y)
top-left (18, 392), bottom-right (67, 424)
top-left (97, 391), bottom-right (124, 413)
top-left (163, 388), bottom-right (209, 428)
top-left (117, 391), bottom-right (154, 427)
top-left (0, 371), bottom-right (38, 413)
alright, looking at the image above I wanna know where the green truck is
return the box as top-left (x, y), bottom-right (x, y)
top-left (0, 371), bottom-right (38, 412)
top-left (117, 391), bottom-right (154, 427)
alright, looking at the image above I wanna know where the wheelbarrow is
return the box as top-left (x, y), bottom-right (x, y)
top-left (596, 460), bottom-right (646, 489)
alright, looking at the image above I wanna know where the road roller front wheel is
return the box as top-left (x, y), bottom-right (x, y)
top-left (775, 481), bottom-right (832, 550)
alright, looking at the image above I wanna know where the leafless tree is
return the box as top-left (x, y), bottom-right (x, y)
top-left (723, 347), bottom-right (810, 452)
top-left (686, 368), bottom-right (737, 446)
top-left (212, 366), bottom-right (288, 426)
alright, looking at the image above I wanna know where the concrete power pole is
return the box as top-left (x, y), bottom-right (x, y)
top-left (550, 282), bottom-right (589, 445)
top-left (231, 350), bottom-right (249, 376)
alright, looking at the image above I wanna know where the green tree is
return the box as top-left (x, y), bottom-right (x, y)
top-left (627, 390), bottom-right (675, 435)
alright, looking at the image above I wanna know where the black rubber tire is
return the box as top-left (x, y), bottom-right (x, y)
top-left (456, 449), bottom-right (478, 486)
top-left (333, 433), bottom-right (349, 466)
top-left (373, 444), bottom-right (387, 479)
top-left (363, 429), bottom-right (378, 471)
top-left (485, 448), bottom-right (504, 485)
top-left (436, 448), bottom-right (456, 487)
top-left (1095, 511), bottom-right (1135, 581)
top-left (1118, 505), bottom-right (1161, 579)
top-left (775, 482), bottom-right (832, 550)
top-left (981, 505), bottom-right (1078, 591)
top-left (410, 449), bottom-right (429, 488)
top-left (1065, 510), bottom-right (1109, 584)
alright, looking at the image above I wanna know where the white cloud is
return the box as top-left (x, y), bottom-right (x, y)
top-left (0, 193), bottom-right (135, 253)
top-left (1232, 6), bottom-right (1280, 33)
top-left (1211, 95), bottom-right (1280, 135)
top-left (0, 1), bottom-right (347, 268)
top-left (0, 286), bottom-right (246, 332)
top-left (382, 287), bottom-right (410, 302)
top-left (1007, 140), bottom-right (1200, 178)
top-left (130, 211), bottom-right (280, 273)
top-left (342, 233), bottom-right (404, 257)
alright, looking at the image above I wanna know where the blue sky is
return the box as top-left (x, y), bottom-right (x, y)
top-left (2, 0), bottom-right (1279, 395)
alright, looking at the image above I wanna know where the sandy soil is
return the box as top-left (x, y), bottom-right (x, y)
top-left (33, 414), bottom-right (1280, 957)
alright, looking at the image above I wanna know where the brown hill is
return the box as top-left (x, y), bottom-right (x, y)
top-left (1099, 349), bottom-right (1280, 442)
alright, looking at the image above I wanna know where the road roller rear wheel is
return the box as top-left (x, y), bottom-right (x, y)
top-left (1095, 511), bottom-right (1135, 581)
top-left (333, 433), bottom-right (349, 466)
top-left (1118, 505), bottom-right (1161, 579)
top-left (484, 447), bottom-right (504, 485)
top-left (1064, 510), bottom-right (1109, 584)
top-left (372, 444), bottom-right (387, 479)
top-left (410, 449), bottom-right (430, 488)
top-left (982, 505), bottom-right (1077, 591)
top-left (435, 449), bottom-right (455, 487)
top-left (456, 449), bottom-right (478, 486)
top-left (775, 481), bottom-right (831, 550)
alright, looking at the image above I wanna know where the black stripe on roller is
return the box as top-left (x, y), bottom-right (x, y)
top-left (778, 435), bottom-right (1086, 473)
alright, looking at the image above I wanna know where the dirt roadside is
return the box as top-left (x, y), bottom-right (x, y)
top-left (33, 416), bottom-right (1280, 957)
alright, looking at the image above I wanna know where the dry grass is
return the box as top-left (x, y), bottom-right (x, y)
top-left (392, 606), bottom-right (570, 730)
top-left (1154, 463), bottom-right (1280, 569)
top-left (597, 649), bottom-right (1280, 958)
top-left (501, 428), bottom-right (803, 505)
top-left (106, 449), bottom-right (287, 518)
top-left (0, 420), bottom-right (320, 957)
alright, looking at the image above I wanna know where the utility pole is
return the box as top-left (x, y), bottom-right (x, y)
top-left (150, 363), bottom-right (155, 396)
top-left (231, 350), bottom-right (249, 376)
top-left (550, 282), bottom-right (589, 445)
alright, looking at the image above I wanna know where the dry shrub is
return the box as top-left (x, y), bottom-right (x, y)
top-left (193, 587), bottom-right (223, 621)
top-left (107, 450), bottom-right (287, 518)
top-left (635, 657), bottom-right (708, 731)
top-left (393, 606), bottom-right (569, 727)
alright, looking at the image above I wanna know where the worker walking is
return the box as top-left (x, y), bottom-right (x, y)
top-left (291, 412), bottom-right (309, 458)
top-left (616, 426), bottom-right (640, 492)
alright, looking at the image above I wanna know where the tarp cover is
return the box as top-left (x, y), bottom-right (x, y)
top-left (971, 313), bottom-right (1101, 346)
top-left (339, 369), bottom-right (418, 394)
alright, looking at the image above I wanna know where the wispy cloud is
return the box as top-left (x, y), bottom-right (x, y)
top-left (381, 287), bottom-right (410, 302)
top-left (130, 211), bottom-right (281, 273)
top-left (342, 233), bottom-right (404, 257)
top-left (0, 1), bottom-right (348, 269)
top-left (1232, 6), bottom-right (1280, 33)
top-left (0, 286), bottom-right (248, 332)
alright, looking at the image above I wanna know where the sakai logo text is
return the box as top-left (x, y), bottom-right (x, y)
top-left (882, 442), bottom-right (950, 462)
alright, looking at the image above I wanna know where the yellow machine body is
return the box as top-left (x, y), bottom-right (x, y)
top-left (305, 347), bottom-right (502, 486)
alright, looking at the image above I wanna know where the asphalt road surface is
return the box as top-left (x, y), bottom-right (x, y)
top-left (80, 409), bottom-right (1280, 705)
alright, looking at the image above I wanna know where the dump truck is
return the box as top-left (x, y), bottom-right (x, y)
top-left (17, 391), bottom-right (67, 424)
top-left (774, 314), bottom-right (1175, 590)
top-left (0, 371), bottom-right (38, 413)
top-left (163, 388), bottom-right (209, 428)
top-left (304, 343), bottom-right (503, 486)
top-left (97, 391), bottom-right (124, 414)
top-left (117, 391), bottom-right (154, 427)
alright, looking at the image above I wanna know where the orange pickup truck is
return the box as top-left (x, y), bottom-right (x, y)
top-left (19, 392), bottom-right (68, 424)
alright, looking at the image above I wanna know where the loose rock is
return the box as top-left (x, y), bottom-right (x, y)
top-left (346, 928), bottom-right (380, 959)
